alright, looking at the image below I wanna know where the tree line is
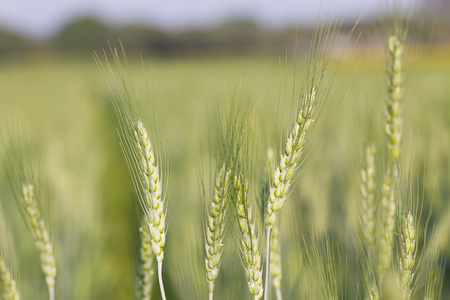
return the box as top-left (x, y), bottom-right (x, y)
top-left (0, 15), bottom-right (447, 58)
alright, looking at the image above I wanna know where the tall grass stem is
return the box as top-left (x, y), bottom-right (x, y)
top-left (158, 261), bottom-right (166, 300)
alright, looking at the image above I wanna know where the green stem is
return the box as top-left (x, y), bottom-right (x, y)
top-left (158, 261), bottom-right (166, 300)
top-left (275, 288), bottom-right (282, 300)
top-left (49, 286), bottom-right (55, 300)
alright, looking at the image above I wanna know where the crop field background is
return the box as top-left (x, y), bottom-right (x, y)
top-left (1, 8), bottom-right (450, 299)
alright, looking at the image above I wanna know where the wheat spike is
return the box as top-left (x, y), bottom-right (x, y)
top-left (361, 145), bottom-right (376, 252)
top-left (399, 212), bottom-right (416, 299)
top-left (205, 165), bottom-right (231, 298)
top-left (21, 184), bottom-right (56, 300)
top-left (136, 223), bottom-right (154, 300)
top-left (134, 120), bottom-right (167, 300)
top-left (0, 258), bottom-right (20, 300)
top-left (385, 35), bottom-right (404, 161)
top-left (377, 171), bottom-right (396, 277)
top-left (267, 88), bottom-right (316, 228)
top-left (134, 120), bottom-right (166, 263)
top-left (233, 173), bottom-right (263, 300)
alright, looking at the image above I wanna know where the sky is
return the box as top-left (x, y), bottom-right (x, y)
top-left (0, 0), bottom-right (416, 38)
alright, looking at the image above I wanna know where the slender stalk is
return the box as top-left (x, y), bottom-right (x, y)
top-left (275, 288), bottom-right (282, 300)
top-left (158, 261), bottom-right (166, 300)
top-left (49, 287), bottom-right (55, 300)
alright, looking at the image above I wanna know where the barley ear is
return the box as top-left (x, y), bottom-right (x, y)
top-left (267, 87), bottom-right (316, 228)
top-left (0, 206), bottom-right (20, 300)
top-left (261, 148), bottom-right (283, 300)
top-left (205, 165), bottom-right (231, 299)
top-left (134, 120), bottom-right (166, 264)
top-left (233, 174), bottom-right (263, 300)
top-left (385, 35), bottom-right (404, 163)
top-left (264, 89), bottom-right (316, 300)
top-left (377, 170), bottom-right (396, 278)
top-left (21, 184), bottom-right (56, 300)
top-left (399, 212), bottom-right (416, 299)
top-left (134, 120), bottom-right (167, 300)
top-left (0, 258), bottom-right (20, 300)
top-left (262, 15), bottom-right (350, 299)
top-left (361, 145), bottom-right (376, 253)
top-left (135, 222), bottom-right (154, 300)
top-left (97, 45), bottom-right (167, 299)
top-left (262, 148), bottom-right (283, 300)
top-left (385, 34), bottom-right (405, 208)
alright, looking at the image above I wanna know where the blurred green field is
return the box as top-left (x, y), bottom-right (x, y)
top-left (0, 47), bottom-right (449, 299)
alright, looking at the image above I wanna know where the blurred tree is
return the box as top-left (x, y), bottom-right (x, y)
top-left (52, 16), bottom-right (113, 51)
top-left (212, 20), bottom-right (266, 54)
top-left (0, 28), bottom-right (33, 56)
top-left (117, 24), bottom-right (175, 55)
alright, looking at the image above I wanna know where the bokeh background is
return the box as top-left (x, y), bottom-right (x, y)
top-left (0, 0), bottom-right (449, 299)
